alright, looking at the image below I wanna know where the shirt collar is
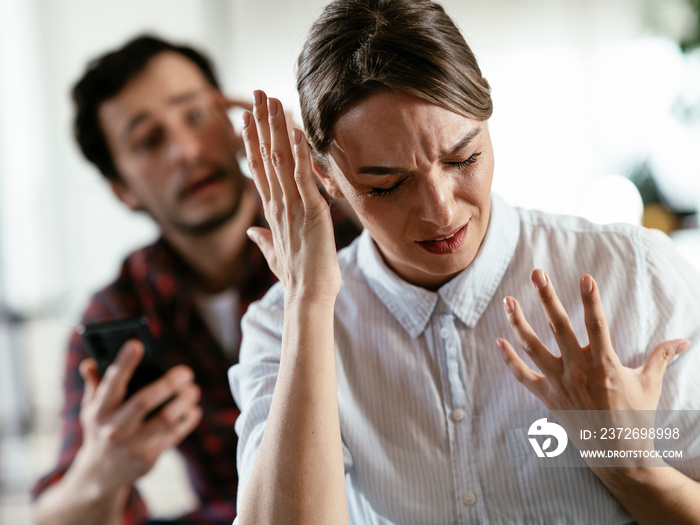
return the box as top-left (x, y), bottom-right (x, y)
top-left (357, 194), bottom-right (520, 338)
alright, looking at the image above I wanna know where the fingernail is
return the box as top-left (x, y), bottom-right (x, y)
top-left (253, 90), bottom-right (263, 107)
top-left (246, 228), bottom-right (258, 241)
top-left (581, 275), bottom-right (593, 294)
top-left (242, 111), bottom-right (251, 129)
top-left (532, 269), bottom-right (547, 289)
top-left (676, 340), bottom-right (692, 353)
top-left (119, 340), bottom-right (136, 360)
top-left (503, 297), bottom-right (514, 314)
top-left (175, 367), bottom-right (194, 384)
top-left (79, 359), bottom-right (92, 378)
top-left (292, 128), bottom-right (302, 145)
top-left (496, 338), bottom-right (505, 353)
top-left (267, 98), bottom-right (278, 117)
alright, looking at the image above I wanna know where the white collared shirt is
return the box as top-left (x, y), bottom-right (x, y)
top-left (230, 194), bottom-right (700, 524)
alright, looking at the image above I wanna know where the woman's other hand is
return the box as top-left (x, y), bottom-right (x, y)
top-left (497, 270), bottom-right (690, 413)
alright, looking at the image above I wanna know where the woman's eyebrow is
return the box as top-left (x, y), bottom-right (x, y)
top-left (356, 127), bottom-right (482, 176)
top-left (357, 165), bottom-right (410, 176)
top-left (442, 128), bottom-right (481, 156)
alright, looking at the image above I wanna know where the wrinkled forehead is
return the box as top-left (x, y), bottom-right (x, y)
top-left (329, 91), bottom-right (483, 170)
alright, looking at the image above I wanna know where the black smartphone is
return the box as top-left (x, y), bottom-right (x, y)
top-left (77, 317), bottom-right (167, 400)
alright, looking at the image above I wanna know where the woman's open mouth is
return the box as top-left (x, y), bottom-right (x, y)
top-left (416, 223), bottom-right (468, 255)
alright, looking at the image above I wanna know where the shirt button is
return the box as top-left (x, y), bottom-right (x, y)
top-left (440, 327), bottom-right (450, 339)
top-left (463, 492), bottom-right (476, 506)
top-left (451, 409), bottom-right (466, 422)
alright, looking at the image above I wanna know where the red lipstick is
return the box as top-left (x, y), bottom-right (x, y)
top-left (416, 223), bottom-right (468, 255)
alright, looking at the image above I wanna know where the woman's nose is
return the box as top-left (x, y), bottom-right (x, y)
top-left (416, 172), bottom-right (454, 227)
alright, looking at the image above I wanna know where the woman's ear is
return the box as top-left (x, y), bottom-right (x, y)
top-left (312, 157), bottom-right (345, 200)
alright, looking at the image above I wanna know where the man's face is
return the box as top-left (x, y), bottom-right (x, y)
top-left (99, 51), bottom-right (245, 235)
top-left (323, 91), bottom-right (494, 290)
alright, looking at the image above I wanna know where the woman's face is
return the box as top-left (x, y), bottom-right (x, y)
top-left (320, 91), bottom-right (494, 290)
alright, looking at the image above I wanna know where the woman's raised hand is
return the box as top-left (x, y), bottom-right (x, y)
top-left (243, 90), bottom-right (341, 302)
top-left (497, 270), bottom-right (690, 413)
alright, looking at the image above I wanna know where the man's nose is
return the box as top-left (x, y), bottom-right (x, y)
top-left (416, 171), bottom-right (454, 227)
top-left (166, 124), bottom-right (203, 163)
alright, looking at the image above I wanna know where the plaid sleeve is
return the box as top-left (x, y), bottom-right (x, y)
top-left (31, 303), bottom-right (149, 524)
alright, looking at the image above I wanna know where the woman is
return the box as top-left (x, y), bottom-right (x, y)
top-left (230, 1), bottom-right (700, 523)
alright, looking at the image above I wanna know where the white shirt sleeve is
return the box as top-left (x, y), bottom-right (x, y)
top-left (229, 282), bottom-right (354, 515)
top-left (228, 285), bottom-right (285, 512)
top-left (641, 228), bottom-right (700, 479)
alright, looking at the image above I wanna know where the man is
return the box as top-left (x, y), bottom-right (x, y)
top-left (31, 35), bottom-right (360, 525)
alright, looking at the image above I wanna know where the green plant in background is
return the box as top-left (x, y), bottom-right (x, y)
top-left (629, 162), bottom-right (662, 206)
top-left (680, 0), bottom-right (700, 51)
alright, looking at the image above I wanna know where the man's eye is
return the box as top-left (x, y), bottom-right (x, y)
top-left (187, 108), bottom-right (206, 124)
top-left (134, 131), bottom-right (162, 151)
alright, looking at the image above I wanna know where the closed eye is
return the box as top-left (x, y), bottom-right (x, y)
top-left (369, 178), bottom-right (406, 197)
top-left (450, 151), bottom-right (481, 170)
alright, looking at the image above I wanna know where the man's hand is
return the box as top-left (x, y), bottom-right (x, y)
top-left (212, 91), bottom-right (300, 164)
top-left (72, 339), bottom-right (202, 496)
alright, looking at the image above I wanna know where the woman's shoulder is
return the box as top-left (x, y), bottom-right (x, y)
top-left (515, 204), bottom-right (644, 237)
top-left (513, 204), bottom-right (668, 258)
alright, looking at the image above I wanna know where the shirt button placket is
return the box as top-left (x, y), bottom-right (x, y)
top-left (450, 408), bottom-right (466, 422)
top-left (437, 312), bottom-right (480, 521)
top-left (463, 492), bottom-right (477, 506)
top-left (442, 319), bottom-right (466, 424)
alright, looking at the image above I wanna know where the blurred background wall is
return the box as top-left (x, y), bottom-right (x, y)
top-left (1, 0), bottom-right (699, 522)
